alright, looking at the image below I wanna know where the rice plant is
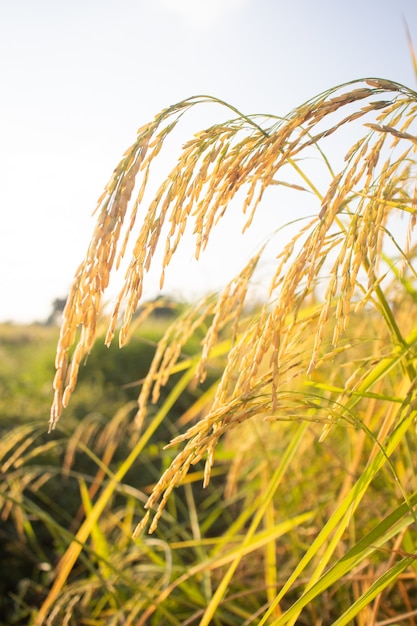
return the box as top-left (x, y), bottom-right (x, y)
top-left (39, 76), bottom-right (417, 623)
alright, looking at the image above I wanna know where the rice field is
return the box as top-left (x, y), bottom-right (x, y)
top-left (3, 75), bottom-right (417, 624)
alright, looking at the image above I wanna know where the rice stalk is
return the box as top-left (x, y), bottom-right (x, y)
top-left (51, 78), bottom-right (417, 534)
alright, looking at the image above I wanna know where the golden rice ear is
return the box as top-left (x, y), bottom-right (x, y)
top-left (51, 80), bottom-right (417, 445)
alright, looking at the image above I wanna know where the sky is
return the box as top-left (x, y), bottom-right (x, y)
top-left (1, 0), bottom-right (417, 323)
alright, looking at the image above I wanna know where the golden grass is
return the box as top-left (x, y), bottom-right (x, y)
top-left (50, 78), bottom-right (417, 532)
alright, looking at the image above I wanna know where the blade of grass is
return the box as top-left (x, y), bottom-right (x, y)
top-left (404, 19), bottom-right (417, 82)
top-left (333, 556), bottom-right (416, 626)
top-left (276, 493), bottom-right (417, 624)
top-left (198, 421), bottom-right (310, 626)
top-left (136, 510), bottom-right (315, 626)
top-left (262, 463), bottom-right (281, 619)
top-left (79, 478), bottom-right (112, 581)
top-left (260, 386), bottom-right (417, 625)
top-left (35, 365), bottom-right (197, 625)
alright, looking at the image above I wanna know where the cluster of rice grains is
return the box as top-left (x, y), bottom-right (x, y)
top-left (50, 80), bottom-right (417, 531)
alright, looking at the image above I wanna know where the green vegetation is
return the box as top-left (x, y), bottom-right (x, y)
top-left (0, 315), bottom-right (228, 625)
top-left (4, 75), bottom-right (417, 625)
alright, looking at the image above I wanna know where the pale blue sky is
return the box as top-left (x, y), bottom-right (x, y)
top-left (1, 0), bottom-right (417, 322)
